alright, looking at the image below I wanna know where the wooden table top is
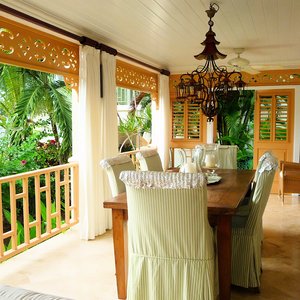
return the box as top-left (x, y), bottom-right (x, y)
top-left (103, 169), bottom-right (255, 216)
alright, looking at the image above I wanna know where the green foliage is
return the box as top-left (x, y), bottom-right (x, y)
top-left (0, 65), bottom-right (72, 252)
top-left (0, 127), bottom-right (60, 178)
top-left (2, 194), bottom-right (63, 251)
top-left (0, 64), bottom-right (72, 164)
top-left (118, 92), bottom-right (152, 152)
top-left (217, 90), bottom-right (255, 169)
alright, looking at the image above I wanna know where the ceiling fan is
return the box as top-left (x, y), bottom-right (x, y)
top-left (227, 48), bottom-right (260, 75)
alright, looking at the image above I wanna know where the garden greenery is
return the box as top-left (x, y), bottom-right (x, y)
top-left (0, 64), bottom-right (72, 251)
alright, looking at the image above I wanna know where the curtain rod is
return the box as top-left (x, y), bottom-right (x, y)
top-left (0, 3), bottom-right (170, 76)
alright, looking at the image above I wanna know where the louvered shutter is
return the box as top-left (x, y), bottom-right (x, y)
top-left (275, 95), bottom-right (288, 141)
top-left (259, 96), bottom-right (272, 140)
top-left (187, 102), bottom-right (201, 139)
top-left (172, 101), bottom-right (185, 139)
top-left (258, 93), bottom-right (290, 142)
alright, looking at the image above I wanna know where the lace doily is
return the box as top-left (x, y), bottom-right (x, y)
top-left (120, 171), bottom-right (206, 189)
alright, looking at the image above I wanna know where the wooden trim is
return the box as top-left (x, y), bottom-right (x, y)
top-left (0, 16), bottom-right (79, 89)
top-left (116, 59), bottom-right (159, 106)
top-left (242, 69), bottom-right (300, 86)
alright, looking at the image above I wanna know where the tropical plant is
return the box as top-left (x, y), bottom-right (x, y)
top-left (217, 90), bottom-right (255, 169)
top-left (14, 69), bottom-right (72, 163)
top-left (0, 64), bottom-right (24, 130)
top-left (0, 64), bottom-right (72, 164)
top-left (118, 91), bottom-right (152, 152)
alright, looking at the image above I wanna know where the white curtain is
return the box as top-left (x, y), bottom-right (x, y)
top-left (77, 46), bottom-right (118, 240)
top-left (152, 74), bottom-right (170, 170)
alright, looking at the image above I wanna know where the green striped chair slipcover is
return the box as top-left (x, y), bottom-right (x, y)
top-left (231, 153), bottom-right (278, 289)
top-left (238, 151), bottom-right (273, 208)
top-left (120, 171), bottom-right (217, 300)
top-left (136, 149), bottom-right (163, 171)
top-left (100, 155), bottom-right (135, 197)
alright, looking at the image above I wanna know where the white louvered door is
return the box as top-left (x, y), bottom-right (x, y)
top-left (254, 89), bottom-right (294, 193)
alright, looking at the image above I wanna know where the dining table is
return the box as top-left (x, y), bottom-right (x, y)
top-left (103, 168), bottom-right (255, 300)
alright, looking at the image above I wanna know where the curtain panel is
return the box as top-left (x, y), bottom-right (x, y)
top-left (77, 46), bottom-right (118, 240)
top-left (152, 74), bottom-right (171, 170)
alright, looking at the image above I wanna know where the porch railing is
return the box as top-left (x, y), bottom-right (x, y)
top-left (0, 162), bottom-right (79, 263)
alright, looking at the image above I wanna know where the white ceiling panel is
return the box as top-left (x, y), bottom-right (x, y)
top-left (1, 0), bottom-right (300, 73)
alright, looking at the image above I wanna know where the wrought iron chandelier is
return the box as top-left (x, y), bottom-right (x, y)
top-left (176, 3), bottom-right (246, 121)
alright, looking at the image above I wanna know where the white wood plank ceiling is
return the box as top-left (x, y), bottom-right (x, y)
top-left (1, 0), bottom-right (300, 73)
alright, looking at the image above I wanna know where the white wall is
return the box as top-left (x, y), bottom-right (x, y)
top-left (253, 85), bottom-right (300, 162)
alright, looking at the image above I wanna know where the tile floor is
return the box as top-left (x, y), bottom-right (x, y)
top-left (0, 194), bottom-right (299, 300)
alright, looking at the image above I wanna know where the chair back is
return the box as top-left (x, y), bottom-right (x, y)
top-left (253, 151), bottom-right (273, 182)
top-left (100, 155), bottom-right (135, 197)
top-left (218, 145), bottom-right (238, 169)
top-left (193, 145), bottom-right (205, 171)
top-left (169, 148), bottom-right (187, 168)
top-left (136, 149), bottom-right (163, 171)
top-left (245, 153), bottom-right (278, 232)
top-left (120, 171), bottom-right (216, 300)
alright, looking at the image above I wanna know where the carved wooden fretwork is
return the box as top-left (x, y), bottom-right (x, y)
top-left (241, 69), bottom-right (300, 86)
top-left (0, 16), bottom-right (79, 89)
top-left (116, 60), bottom-right (158, 106)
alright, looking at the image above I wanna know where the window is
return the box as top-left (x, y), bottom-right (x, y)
top-left (171, 100), bottom-right (202, 140)
top-left (258, 92), bottom-right (291, 142)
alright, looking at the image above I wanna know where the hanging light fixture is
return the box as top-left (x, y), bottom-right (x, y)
top-left (176, 3), bottom-right (246, 121)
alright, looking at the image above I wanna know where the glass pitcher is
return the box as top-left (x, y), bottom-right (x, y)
top-left (201, 143), bottom-right (220, 174)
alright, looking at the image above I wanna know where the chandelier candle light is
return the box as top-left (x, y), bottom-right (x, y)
top-left (176, 3), bottom-right (246, 142)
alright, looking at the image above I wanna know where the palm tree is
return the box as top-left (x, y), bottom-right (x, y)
top-left (0, 64), bottom-right (72, 163)
top-left (15, 69), bottom-right (72, 163)
top-left (0, 65), bottom-right (24, 130)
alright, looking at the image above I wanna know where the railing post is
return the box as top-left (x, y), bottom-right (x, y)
top-left (0, 183), bottom-right (3, 258)
top-left (71, 164), bottom-right (79, 223)
top-left (0, 162), bottom-right (79, 263)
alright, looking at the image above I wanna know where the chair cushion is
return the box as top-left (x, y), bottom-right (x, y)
top-left (0, 285), bottom-right (72, 300)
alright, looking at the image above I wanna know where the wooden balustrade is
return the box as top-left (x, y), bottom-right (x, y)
top-left (0, 163), bottom-right (79, 263)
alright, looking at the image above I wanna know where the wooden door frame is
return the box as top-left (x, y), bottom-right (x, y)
top-left (254, 88), bottom-right (295, 192)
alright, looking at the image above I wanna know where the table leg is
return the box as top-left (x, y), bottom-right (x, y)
top-left (217, 215), bottom-right (232, 300)
top-left (112, 209), bottom-right (127, 300)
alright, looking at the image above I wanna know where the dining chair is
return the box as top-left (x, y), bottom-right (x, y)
top-left (279, 160), bottom-right (300, 203)
top-left (192, 145), bottom-right (205, 172)
top-left (169, 147), bottom-right (187, 168)
top-left (120, 171), bottom-right (217, 300)
top-left (136, 148), bottom-right (163, 171)
top-left (238, 151), bottom-right (273, 208)
top-left (218, 145), bottom-right (238, 169)
top-left (100, 154), bottom-right (135, 197)
top-left (231, 153), bottom-right (278, 290)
